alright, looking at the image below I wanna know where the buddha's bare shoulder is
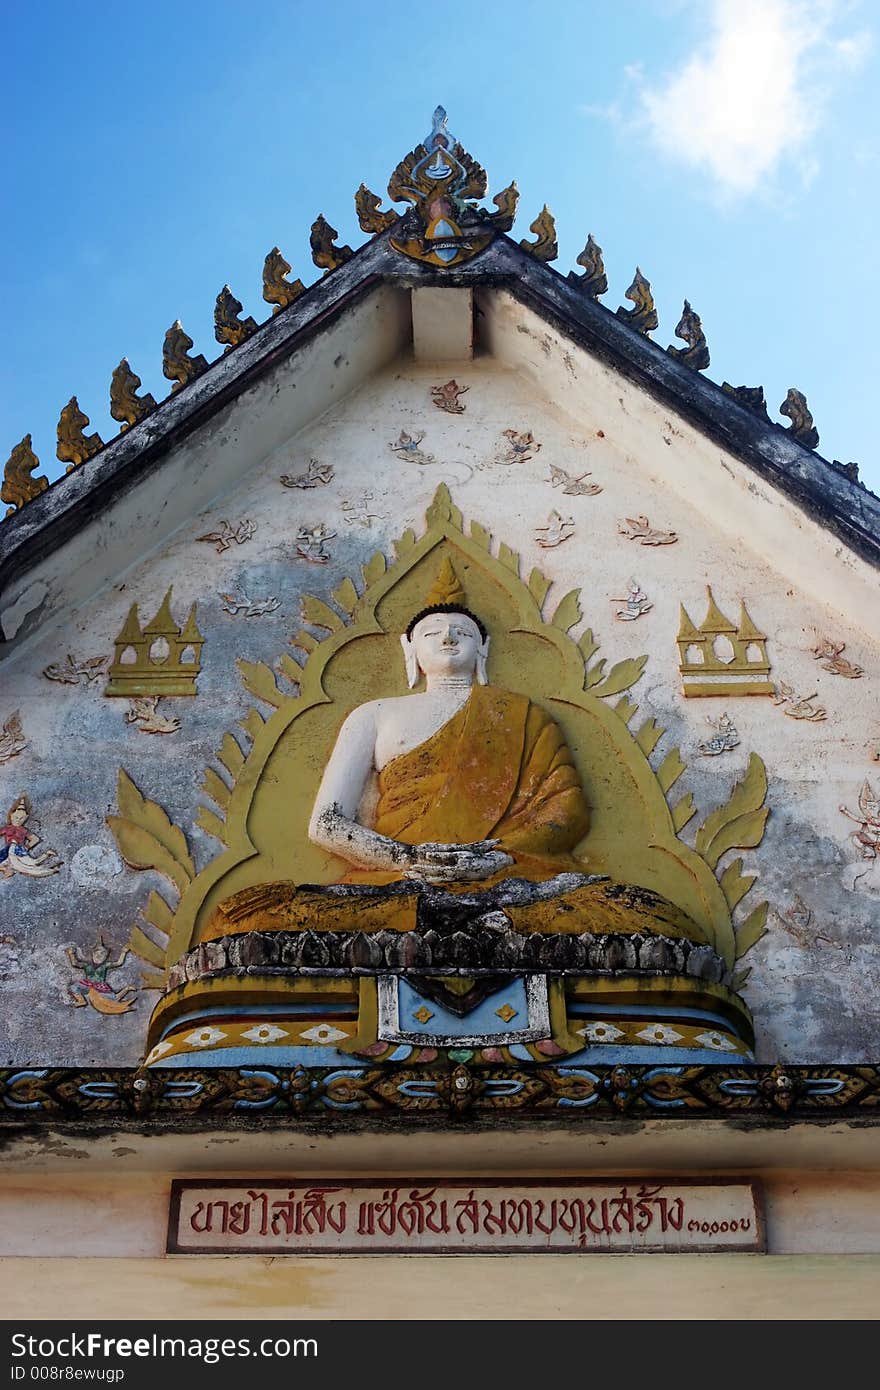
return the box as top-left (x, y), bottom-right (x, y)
top-left (338, 694), bottom-right (419, 728)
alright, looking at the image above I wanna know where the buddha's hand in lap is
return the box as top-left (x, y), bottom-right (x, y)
top-left (402, 839), bottom-right (514, 884)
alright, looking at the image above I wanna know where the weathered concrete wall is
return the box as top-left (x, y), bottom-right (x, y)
top-left (0, 303), bottom-right (877, 1065)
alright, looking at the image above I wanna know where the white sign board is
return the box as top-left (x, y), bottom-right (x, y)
top-left (168, 1179), bottom-right (764, 1254)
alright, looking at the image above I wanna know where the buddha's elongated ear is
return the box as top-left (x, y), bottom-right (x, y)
top-left (400, 633), bottom-right (420, 689)
top-left (476, 635), bottom-right (490, 685)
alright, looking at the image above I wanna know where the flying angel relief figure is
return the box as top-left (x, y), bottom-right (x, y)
top-left (0, 795), bottom-right (62, 880)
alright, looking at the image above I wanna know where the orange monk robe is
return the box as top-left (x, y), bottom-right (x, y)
top-left (206, 685), bottom-right (703, 941)
top-left (345, 684), bottom-right (590, 886)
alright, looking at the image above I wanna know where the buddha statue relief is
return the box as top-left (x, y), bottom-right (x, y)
top-left (140, 543), bottom-right (759, 1069)
top-left (207, 562), bottom-right (702, 944)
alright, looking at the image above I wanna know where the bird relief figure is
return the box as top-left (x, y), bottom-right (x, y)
top-left (0, 794), bottom-right (62, 880)
top-left (295, 523), bottom-right (336, 564)
top-left (548, 463), bottom-right (602, 496)
top-left (196, 519), bottom-right (256, 553)
top-left (0, 711), bottom-right (27, 764)
top-left (811, 636), bottom-right (864, 679)
top-left (65, 938), bottom-right (138, 1014)
top-left (389, 430), bottom-right (435, 465)
top-left (219, 590), bottom-right (281, 617)
top-left (840, 782), bottom-right (880, 863)
top-left (612, 578), bottom-right (652, 622)
top-left (431, 380), bottom-right (469, 414)
top-left (280, 459), bottom-right (334, 489)
top-left (771, 683), bottom-right (827, 721)
top-left (777, 895), bottom-right (838, 950)
top-left (698, 712), bottom-right (740, 757)
top-left (535, 511), bottom-right (575, 548)
top-left (125, 697), bottom-right (181, 735)
top-left (341, 493), bottom-right (382, 528)
top-left (617, 515), bottom-right (678, 546)
top-left (494, 429), bottom-right (541, 465)
top-left (43, 653), bottom-right (111, 686)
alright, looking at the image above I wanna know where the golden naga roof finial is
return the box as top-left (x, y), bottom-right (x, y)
top-left (425, 556), bottom-right (466, 609)
top-left (162, 321), bottom-right (209, 392)
top-left (668, 299), bottom-right (710, 371)
top-left (355, 184), bottom-right (397, 234)
top-left (2, 434), bottom-right (48, 515)
top-left (310, 215), bottom-right (354, 274)
top-left (386, 107), bottom-right (517, 267)
top-left (110, 358), bottom-right (157, 431)
top-left (262, 247), bottom-right (305, 313)
top-left (569, 234), bottom-right (608, 298)
top-left (56, 397), bottom-right (103, 470)
top-left (214, 286), bottom-right (258, 351)
top-left (617, 268), bottom-right (658, 336)
top-left (519, 206), bottom-right (558, 262)
top-left (780, 388), bottom-right (819, 450)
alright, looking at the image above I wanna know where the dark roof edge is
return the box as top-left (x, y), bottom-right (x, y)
top-left (467, 237), bottom-right (880, 571)
top-left (2, 227), bottom-right (877, 631)
top-left (0, 231), bottom-right (405, 630)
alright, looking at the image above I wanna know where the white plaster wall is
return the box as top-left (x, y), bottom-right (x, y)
top-left (0, 301), bottom-right (877, 1065)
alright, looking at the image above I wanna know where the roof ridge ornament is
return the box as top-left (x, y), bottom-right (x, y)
top-left (383, 106), bottom-right (519, 267)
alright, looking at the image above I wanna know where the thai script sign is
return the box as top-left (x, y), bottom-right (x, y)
top-left (168, 1179), bottom-right (764, 1254)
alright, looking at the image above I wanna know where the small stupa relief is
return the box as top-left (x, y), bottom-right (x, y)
top-left (677, 588), bottom-right (773, 698)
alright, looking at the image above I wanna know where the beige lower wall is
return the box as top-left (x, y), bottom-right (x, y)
top-left (1, 1171), bottom-right (879, 1258)
top-left (2, 1254), bottom-right (879, 1320)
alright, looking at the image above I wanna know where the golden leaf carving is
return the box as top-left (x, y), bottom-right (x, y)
top-left (262, 247), bottom-right (305, 313)
top-left (107, 769), bottom-right (194, 897)
top-left (667, 300), bottom-right (709, 370)
top-left (589, 655), bottom-right (648, 699)
top-left (489, 181), bottom-right (519, 231)
top-left (780, 388), bottom-right (819, 449)
top-left (310, 215), bottom-right (354, 273)
top-left (355, 184), bottom-right (397, 234)
top-left (109, 359), bottom-right (157, 430)
top-left (56, 397), bottom-right (103, 468)
top-left (695, 754), bottom-right (768, 871)
top-left (214, 286), bottom-right (258, 349)
top-left (569, 235), bottom-right (607, 298)
top-left (734, 901), bottom-right (769, 959)
top-left (2, 434), bottom-right (48, 514)
top-left (519, 206), bottom-right (558, 262)
top-left (163, 320), bottom-right (208, 391)
top-left (617, 268), bottom-right (658, 335)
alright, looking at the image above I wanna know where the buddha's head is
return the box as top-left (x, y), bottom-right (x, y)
top-left (8, 796), bottom-right (29, 827)
top-left (401, 606), bottom-right (489, 688)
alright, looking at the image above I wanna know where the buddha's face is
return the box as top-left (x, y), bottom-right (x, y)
top-left (9, 804), bottom-right (27, 826)
top-left (410, 612), bottom-right (483, 680)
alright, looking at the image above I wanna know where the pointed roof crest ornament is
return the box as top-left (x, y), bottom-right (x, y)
top-left (384, 106), bottom-right (519, 267)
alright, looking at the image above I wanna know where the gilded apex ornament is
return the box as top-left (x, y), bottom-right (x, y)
top-left (2, 435), bottom-right (48, 515)
top-left (163, 321), bottom-right (208, 392)
top-left (310, 216), bottom-right (353, 273)
top-left (569, 235), bottom-right (608, 298)
top-left (519, 207), bottom-right (558, 262)
top-left (780, 388), bottom-right (819, 449)
top-left (109, 359), bottom-right (157, 431)
top-left (617, 269), bottom-right (658, 336)
top-left (678, 588), bottom-right (773, 698)
top-left (668, 300), bottom-right (709, 371)
top-left (214, 286), bottom-right (258, 350)
top-left (105, 588), bottom-right (203, 698)
top-left (56, 397), bottom-right (103, 469)
top-left (262, 247), bottom-right (305, 313)
top-left (386, 106), bottom-right (518, 267)
top-left (355, 185), bottom-right (397, 234)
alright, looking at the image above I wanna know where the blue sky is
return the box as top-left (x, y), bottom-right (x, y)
top-left (4, 0), bottom-right (878, 492)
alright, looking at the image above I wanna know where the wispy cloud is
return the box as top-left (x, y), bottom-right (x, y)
top-left (593, 1), bottom-right (872, 199)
